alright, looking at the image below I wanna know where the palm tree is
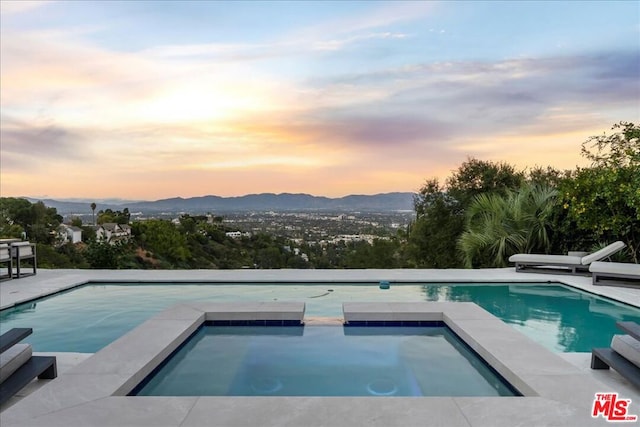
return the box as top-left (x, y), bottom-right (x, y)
top-left (90, 202), bottom-right (97, 226)
top-left (459, 184), bottom-right (557, 268)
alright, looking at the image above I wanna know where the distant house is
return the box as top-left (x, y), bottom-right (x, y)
top-left (96, 223), bottom-right (132, 244)
top-left (58, 225), bottom-right (83, 244)
top-left (225, 231), bottom-right (251, 239)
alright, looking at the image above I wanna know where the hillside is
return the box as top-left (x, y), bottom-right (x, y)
top-left (30, 192), bottom-right (416, 215)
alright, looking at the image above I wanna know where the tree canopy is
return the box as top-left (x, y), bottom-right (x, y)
top-left (0, 197), bottom-right (62, 243)
top-left (459, 184), bottom-right (557, 267)
top-left (560, 122), bottom-right (639, 262)
top-left (409, 122), bottom-right (639, 267)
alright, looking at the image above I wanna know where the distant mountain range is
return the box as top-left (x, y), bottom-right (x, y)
top-left (29, 192), bottom-right (416, 215)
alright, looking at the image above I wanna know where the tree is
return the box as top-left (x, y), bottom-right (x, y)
top-left (410, 159), bottom-right (526, 268)
top-left (178, 215), bottom-right (198, 234)
top-left (459, 184), bottom-right (558, 267)
top-left (97, 208), bottom-right (130, 225)
top-left (446, 157), bottom-right (525, 208)
top-left (527, 166), bottom-right (565, 188)
top-left (0, 197), bottom-right (30, 238)
top-left (90, 203), bottom-right (97, 226)
top-left (81, 225), bottom-right (97, 242)
top-left (85, 240), bottom-right (126, 268)
top-left (29, 201), bottom-right (62, 243)
top-left (344, 239), bottom-right (403, 268)
top-left (409, 179), bottom-right (464, 268)
top-left (581, 121), bottom-right (640, 169)
top-left (37, 243), bottom-right (89, 268)
top-left (560, 122), bottom-right (640, 262)
top-left (0, 198), bottom-right (62, 243)
top-left (255, 246), bottom-right (283, 269)
top-left (132, 219), bottom-right (190, 265)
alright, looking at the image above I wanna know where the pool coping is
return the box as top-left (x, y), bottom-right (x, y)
top-left (0, 301), bottom-right (617, 426)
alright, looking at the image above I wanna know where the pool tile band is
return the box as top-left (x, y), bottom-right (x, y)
top-left (207, 320), bottom-right (303, 326)
top-left (344, 320), bottom-right (444, 327)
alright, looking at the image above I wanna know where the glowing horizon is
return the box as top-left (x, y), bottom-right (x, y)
top-left (1, 1), bottom-right (638, 200)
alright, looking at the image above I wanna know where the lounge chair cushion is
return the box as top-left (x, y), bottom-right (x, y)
top-left (589, 262), bottom-right (640, 277)
top-left (0, 244), bottom-right (10, 261)
top-left (11, 242), bottom-right (33, 257)
top-left (10, 242), bottom-right (31, 248)
top-left (508, 254), bottom-right (582, 266)
top-left (0, 343), bottom-right (32, 383)
top-left (581, 241), bottom-right (625, 265)
top-left (611, 334), bottom-right (640, 368)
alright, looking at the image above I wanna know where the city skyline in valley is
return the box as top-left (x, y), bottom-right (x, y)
top-left (1, 1), bottom-right (638, 199)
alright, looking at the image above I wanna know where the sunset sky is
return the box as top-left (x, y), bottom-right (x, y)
top-left (1, 1), bottom-right (638, 200)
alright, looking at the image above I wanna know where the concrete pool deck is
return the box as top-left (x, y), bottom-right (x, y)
top-left (1, 268), bottom-right (639, 426)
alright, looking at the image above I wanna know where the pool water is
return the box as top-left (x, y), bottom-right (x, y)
top-left (133, 325), bottom-right (517, 397)
top-left (1, 282), bottom-right (639, 353)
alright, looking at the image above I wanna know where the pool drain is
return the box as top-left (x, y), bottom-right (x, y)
top-left (367, 378), bottom-right (398, 396)
top-left (251, 377), bottom-right (283, 394)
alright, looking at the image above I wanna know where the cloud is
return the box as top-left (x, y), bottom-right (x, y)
top-left (308, 50), bottom-right (639, 134)
top-left (142, 41), bottom-right (288, 61)
top-left (0, 116), bottom-right (88, 172)
top-left (283, 113), bottom-right (451, 151)
top-left (0, 31), bottom-right (166, 124)
top-left (1, 28), bottom-right (301, 133)
top-left (143, 31), bottom-right (411, 63)
top-left (140, 1), bottom-right (428, 62)
top-left (0, 1), bottom-right (53, 15)
top-left (292, 1), bottom-right (435, 40)
top-left (320, 115), bottom-right (447, 146)
top-left (311, 32), bottom-right (410, 52)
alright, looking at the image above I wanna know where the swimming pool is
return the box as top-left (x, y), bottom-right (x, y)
top-left (133, 324), bottom-right (518, 397)
top-left (1, 282), bottom-right (639, 353)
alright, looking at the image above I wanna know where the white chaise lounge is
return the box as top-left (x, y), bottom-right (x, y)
top-left (508, 241), bottom-right (625, 274)
top-left (590, 261), bottom-right (640, 287)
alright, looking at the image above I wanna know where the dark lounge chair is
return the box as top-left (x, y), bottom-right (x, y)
top-left (0, 328), bottom-right (57, 405)
top-left (591, 321), bottom-right (640, 389)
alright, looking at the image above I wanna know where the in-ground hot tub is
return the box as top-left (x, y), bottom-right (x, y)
top-left (132, 323), bottom-right (518, 397)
